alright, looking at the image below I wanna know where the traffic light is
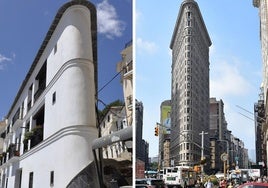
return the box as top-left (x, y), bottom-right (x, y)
top-left (154, 126), bottom-right (159, 136)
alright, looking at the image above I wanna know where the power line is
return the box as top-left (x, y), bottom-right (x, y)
top-left (236, 104), bottom-right (266, 122)
top-left (96, 60), bottom-right (132, 95)
top-left (236, 105), bottom-right (254, 115)
top-left (237, 112), bottom-right (255, 122)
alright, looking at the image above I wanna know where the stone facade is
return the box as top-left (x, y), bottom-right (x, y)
top-left (170, 0), bottom-right (211, 166)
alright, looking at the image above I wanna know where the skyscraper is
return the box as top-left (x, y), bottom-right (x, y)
top-left (170, 0), bottom-right (211, 166)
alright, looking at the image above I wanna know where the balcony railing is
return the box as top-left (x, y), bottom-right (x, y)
top-left (8, 144), bottom-right (20, 159)
top-left (0, 144), bottom-right (20, 165)
top-left (34, 82), bottom-right (46, 101)
top-left (23, 125), bottom-right (43, 152)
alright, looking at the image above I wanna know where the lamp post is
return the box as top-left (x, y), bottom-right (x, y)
top-left (218, 140), bottom-right (229, 166)
top-left (218, 139), bottom-right (229, 178)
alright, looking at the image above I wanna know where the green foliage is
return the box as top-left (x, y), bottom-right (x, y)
top-left (23, 125), bottom-right (43, 144)
top-left (149, 162), bottom-right (158, 171)
top-left (24, 131), bottom-right (34, 140)
top-left (98, 99), bottom-right (124, 121)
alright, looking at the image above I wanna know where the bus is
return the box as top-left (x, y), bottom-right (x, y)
top-left (161, 166), bottom-right (197, 188)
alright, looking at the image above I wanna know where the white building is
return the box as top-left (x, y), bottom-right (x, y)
top-left (0, 1), bottom-right (98, 187)
top-left (117, 42), bottom-right (133, 127)
top-left (99, 42), bottom-right (133, 160)
top-left (100, 106), bottom-right (129, 159)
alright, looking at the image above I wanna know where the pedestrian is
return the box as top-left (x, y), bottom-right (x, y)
top-left (220, 179), bottom-right (227, 188)
top-left (227, 181), bottom-right (233, 188)
top-left (204, 178), bottom-right (214, 188)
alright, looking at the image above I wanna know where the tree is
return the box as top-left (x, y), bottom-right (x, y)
top-left (149, 162), bottom-right (158, 171)
top-left (98, 99), bottom-right (124, 122)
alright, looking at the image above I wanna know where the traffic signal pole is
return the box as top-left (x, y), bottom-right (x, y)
top-left (199, 131), bottom-right (208, 181)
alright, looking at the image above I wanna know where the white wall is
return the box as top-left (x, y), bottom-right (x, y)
top-left (1, 4), bottom-right (98, 188)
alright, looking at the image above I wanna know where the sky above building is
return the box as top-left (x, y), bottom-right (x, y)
top-left (136, 0), bottom-right (261, 161)
top-left (0, 0), bottom-right (132, 118)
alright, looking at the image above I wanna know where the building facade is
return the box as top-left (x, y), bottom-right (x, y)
top-left (170, 0), bottom-right (211, 167)
top-left (117, 41), bottom-right (133, 127)
top-left (98, 41), bottom-right (133, 160)
top-left (135, 100), bottom-right (149, 173)
top-left (254, 97), bottom-right (266, 169)
top-left (0, 1), bottom-right (99, 187)
top-left (136, 100), bottom-right (144, 161)
top-left (209, 98), bottom-right (229, 173)
top-left (253, 0), bottom-right (268, 101)
top-left (158, 100), bottom-right (171, 168)
top-left (100, 106), bottom-right (129, 159)
top-left (253, 0), bottom-right (268, 175)
top-left (209, 98), bottom-right (249, 173)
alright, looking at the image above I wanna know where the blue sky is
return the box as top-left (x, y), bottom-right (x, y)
top-left (136, 0), bottom-right (261, 161)
top-left (0, 0), bottom-right (132, 118)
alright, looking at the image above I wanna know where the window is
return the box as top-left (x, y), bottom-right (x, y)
top-left (52, 92), bottom-right (56, 105)
top-left (54, 43), bottom-right (57, 54)
top-left (29, 172), bottom-right (33, 188)
top-left (186, 12), bottom-right (191, 19)
top-left (28, 84), bottom-right (33, 111)
top-left (185, 36), bottom-right (191, 43)
top-left (186, 20), bottom-right (191, 27)
top-left (187, 75), bottom-right (191, 81)
top-left (187, 91), bottom-right (191, 97)
top-left (50, 171), bottom-right (54, 186)
top-left (187, 29), bottom-right (192, 35)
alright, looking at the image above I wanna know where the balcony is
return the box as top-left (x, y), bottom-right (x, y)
top-left (0, 144), bottom-right (20, 166)
top-left (34, 82), bottom-right (46, 101)
top-left (23, 125), bottom-right (43, 152)
top-left (7, 143), bottom-right (20, 159)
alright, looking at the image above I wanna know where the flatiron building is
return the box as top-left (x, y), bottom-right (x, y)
top-left (170, 0), bottom-right (211, 166)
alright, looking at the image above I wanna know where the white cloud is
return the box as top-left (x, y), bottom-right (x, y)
top-left (136, 37), bottom-right (158, 54)
top-left (0, 53), bottom-right (12, 70)
top-left (210, 61), bottom-right (253, 98)
top-left (97, 0), bottom-right (126, 39)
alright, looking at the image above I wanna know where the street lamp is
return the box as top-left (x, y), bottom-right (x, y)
top-left (199, 131), bottom-right (208, 181)
top-left (218, 139), bottom-right (229, 178)
top-left (218, 140), bottom-right (229, 166)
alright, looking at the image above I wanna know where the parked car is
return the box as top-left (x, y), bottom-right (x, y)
top-left (237, 182), bottom-right (268, 188)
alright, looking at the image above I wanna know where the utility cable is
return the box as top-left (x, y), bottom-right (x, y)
top-left (96, 60), bottom-right (132, 95)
